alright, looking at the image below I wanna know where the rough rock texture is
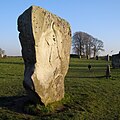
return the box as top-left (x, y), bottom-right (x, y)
top-left (18, 6), bottom-right (71, 105)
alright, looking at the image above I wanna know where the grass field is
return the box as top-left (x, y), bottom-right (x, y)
top-left (0, 57), bottom-right (120, 120)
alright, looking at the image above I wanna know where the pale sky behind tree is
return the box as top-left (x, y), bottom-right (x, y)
top-left (0, 0), bottom-right (120, 56)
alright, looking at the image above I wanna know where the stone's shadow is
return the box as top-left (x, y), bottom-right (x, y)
top-left (0, 77), bottom-right (5, 79)
top-left (0, 95), bottom-right (67, 116)
top-left (0, 95), bottom-right (30, 113)
top-left (0, 61), bottom-right (23, 65)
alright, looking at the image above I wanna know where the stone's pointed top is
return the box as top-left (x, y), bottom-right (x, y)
top-left (31, 5), bottom-right (38, 7)
top-left (31, 5), bottom-right (40, 10)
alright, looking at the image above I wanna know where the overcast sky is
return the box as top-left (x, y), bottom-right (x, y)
top-left (0, 0), bottom-right (120, 56)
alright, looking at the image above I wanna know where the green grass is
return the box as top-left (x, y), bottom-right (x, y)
top-left (0, 57), bottom-right (120, 120)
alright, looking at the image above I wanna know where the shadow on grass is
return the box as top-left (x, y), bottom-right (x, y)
top-left (0, 95), bottom-right (29, 113)
top-left (0, 77), bottom-right (5, 79)
top-left (0, 95), bottom-right (69, 117)
top-left (0, 61), bottom-right (23, 65)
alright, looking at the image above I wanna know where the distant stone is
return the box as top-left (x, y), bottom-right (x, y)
top-left (96, 55), bottom-right (98, 60)
top-left (112, 52), bottom-right (120, 68)
top-left (79, 55), bottom-right (81, 59)
top-left (88, 64), bottom-right (91, 70)
top-left (87, 55), bottom-right (90, 59)
top-left (106, 54), bottom-right (109, 61)
top-left (18, 6), bottom-right (71, 105)
top-left (106, 65), bottom-right (111, 79)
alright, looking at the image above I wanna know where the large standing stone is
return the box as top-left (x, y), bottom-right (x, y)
top-left (18, 6), bottom-right (71, 105)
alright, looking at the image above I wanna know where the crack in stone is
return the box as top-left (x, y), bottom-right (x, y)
top-left (45, 38), bottom-right (50, 46)
top-left (49, 47), bottom-right (52, 66)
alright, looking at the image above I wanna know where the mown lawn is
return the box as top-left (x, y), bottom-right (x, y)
top-left (0, 57), bottom-right (120, 120)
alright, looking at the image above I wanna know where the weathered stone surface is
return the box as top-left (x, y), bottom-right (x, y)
top-left (18, 6), bottom-right (71, 105)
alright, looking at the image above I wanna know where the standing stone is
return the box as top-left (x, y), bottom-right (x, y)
top-left (106, 54), bottom-right (109, 61)
top-left (79, 55), bottom-right (81, 59)
top-left (96, 55), bottom-right (98, 60)
top-left (106, 65), bottom-right (111, 79)
top-left (88, 64), bottom-right (91, 70)
top-left (87, 55), bottom-right (90, 59)
top-left (18, 6), bottom-right (71, 106)
top-left (112, 52), bottom-right (120, 68)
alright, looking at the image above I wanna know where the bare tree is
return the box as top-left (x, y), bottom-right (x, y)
top-left (83, 34), bottom-right (94, 57)
top-left (72, 32), bottom-right (84, 57)
top-left (92, 38), bottom-right (104, 57)
top-left (72, 31), bottom-right (104, 58)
